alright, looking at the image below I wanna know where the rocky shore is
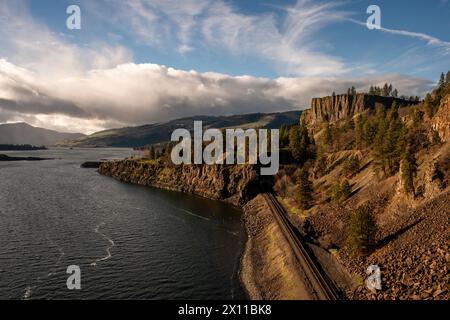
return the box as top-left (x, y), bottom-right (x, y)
top-left (99, 159), bottom-right (271, 206)
top-left (98, 159), bottom-right (308, 299)
top-left (0, 154), bottom-right (52, 161)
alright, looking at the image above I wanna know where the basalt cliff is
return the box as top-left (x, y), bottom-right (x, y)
top-left (99, 160), bottom-right (272, 207)
top-left (301, 94), bottom-right (417, 128)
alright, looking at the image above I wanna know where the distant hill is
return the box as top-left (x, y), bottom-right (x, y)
top-left (62, 111), bottom-right (301, 148)
top-left (0, 123), bottom-right (85, 146)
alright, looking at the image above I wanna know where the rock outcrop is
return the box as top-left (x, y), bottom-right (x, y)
top-left (99, 160), bottom-right (272, 206)
top-left (432, 94), bottom-right (450, 142)
top-left (301, 94), bottom-right (417, 127)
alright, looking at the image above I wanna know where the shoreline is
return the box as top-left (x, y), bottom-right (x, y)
top-left (98, 161), bottom-right (313, 300)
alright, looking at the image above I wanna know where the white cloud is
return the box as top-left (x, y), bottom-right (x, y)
top-left (348, 19), bottom-right (450, 54)
top-left (0, 0), bottom-right (438, 134)
top-left (0, 0), bottom-right (133, 78)
top-left (0, 59), bottom-right (433, 134)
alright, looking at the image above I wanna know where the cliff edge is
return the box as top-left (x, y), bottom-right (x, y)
top-left (301, 94), bottom-right (417, 127)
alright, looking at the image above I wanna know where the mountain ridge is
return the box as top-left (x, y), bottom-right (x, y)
top-left (62, 110), bottom-right (301, 148)
top-left (0, 122), bottom-right (85, 146)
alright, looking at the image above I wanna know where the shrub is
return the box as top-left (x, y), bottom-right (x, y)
top-left (343, 156), bottom-right (361, 176)
top-left (329, 179), bottom-right (351, 203)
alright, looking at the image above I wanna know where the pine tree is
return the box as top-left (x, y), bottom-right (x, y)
top-left (392, 88), bottom-right (398, 97)
top-left (424, 93), bottom-right (437, 118)
top-left (289, 121), bottom-right (313, 164)
top-left (149, 146), bottom-right (155, 159)
top-left (373, 106), bottom-right (389, 175)
top-left (446, 71), bottom-right (450, 84)
top-left (279, 125), bottom-right (291, 148)
top-left (439, 72), bottom-right (445, 88)
top-left (347, 204), bottom-right (377, 257)
top-left (431, 130), bottom-right (442, 146)
top-left (382, 83), bottom-right (389, 96)
top-left (296, 168), bottom-right (313, 210)
top-left (329, 179), bottom-right (351, 203)
top-left (324, 122), bottom-right (333, 146)
top-left (355, 115), bottom-right (365, 149)
top-left (401, 147), bottom-right (417, 195)
top-left (362, 119), bottom-right (377, 146)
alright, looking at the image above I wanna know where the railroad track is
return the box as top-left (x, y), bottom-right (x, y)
top-left (263, 193), bottom-right (341, 300)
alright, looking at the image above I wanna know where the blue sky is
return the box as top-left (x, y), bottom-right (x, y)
top-left (26, 0), bottom-right (450, 79)
top-left (0, 0), bottom-right (449, 133)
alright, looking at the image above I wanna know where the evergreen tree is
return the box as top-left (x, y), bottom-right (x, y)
top-left (314, 154), bottom-right (328, 178)
top-left (431, 130), bottom-right (442, 146)
top-left (446, 71), bottom-right (450, 84)
top-left (289, 121), bottom-right (314, 164)
top-left (362, 119), bottom-right (377, 146)
top-left (401, 147), bottom-right (417, 195)
top-left (347, 204), bottom-right (377, 257)
top-left (324, 122), bottom-right (333, 146)
top-left (373, 107), bottom-right (389, 175)
top-left (279, 125), bottom-right (291, 148)
top-left (411, 107), bottom-right (424, 125)
top-left (424, 93), bottom-right (437, 118)
top-left (392, 88), bottom-right (398, 97)
top-left (296, 168), bottom-right (313, 210)
top-left (439, 72), bottom-right (445, 88)
top-left (354, 115), bottom-right (365, 149)
top-left (382, 83), bottom-right (389, 96)
top-left (149, 146), bottom-right (155, 159)
top-left (329, 179), bottom-right (351, 203)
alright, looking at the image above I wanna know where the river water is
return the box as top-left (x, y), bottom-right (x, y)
top-left (0, 148), bottom-right (245, 299)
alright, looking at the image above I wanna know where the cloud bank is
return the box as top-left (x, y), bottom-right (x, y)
top-left (0, 0), bottom-right (441, 133)
top-left (0, 59), bottom-right (433, 133)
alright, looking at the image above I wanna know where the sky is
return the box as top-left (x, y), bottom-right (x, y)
top-left (0, 0), bottom-right (449, 134)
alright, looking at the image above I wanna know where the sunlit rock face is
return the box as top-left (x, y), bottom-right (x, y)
top-left (99, 160), bottom-right (273, 206)
top-left (432, 94), bottom-right (450, 142)
top-left (301, 94), bottom-right (417, 128)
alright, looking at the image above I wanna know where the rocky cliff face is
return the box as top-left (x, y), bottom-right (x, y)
top-left (99, 160), bottom-right (272, 206)
top-left (432, 94), bottom-right (450, 142)
top-left (301, 94), bottom-right (416, 127)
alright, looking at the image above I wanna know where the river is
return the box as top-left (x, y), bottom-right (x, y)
top-left (0, 148), bottom-right (245, 299)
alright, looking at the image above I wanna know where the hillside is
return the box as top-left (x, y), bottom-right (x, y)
top-left (274, 82), bottom-right (450, 300)
top-left (0, 123), bottom-right (85, 146)
top-left (62, 111), bottom-right (301, 148)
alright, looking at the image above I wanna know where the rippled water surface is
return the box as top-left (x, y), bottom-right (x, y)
top-left (0, 148), bottom-right (245, 299)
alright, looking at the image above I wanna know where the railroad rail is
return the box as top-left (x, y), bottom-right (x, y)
top-left (263, 193), bottom-right (341, 300)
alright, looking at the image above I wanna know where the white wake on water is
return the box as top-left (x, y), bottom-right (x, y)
top-left (90, 222), bottom-right (115, 267)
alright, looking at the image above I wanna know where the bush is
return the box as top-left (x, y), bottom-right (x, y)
top-left (343, 156), bottom-right (361, 176)
top-left (329, 179), bottom-right (351, 203)
top-left (314, 154), bottom-right (328, 178)
top-left (347, 204), bottom-right (377, 257)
